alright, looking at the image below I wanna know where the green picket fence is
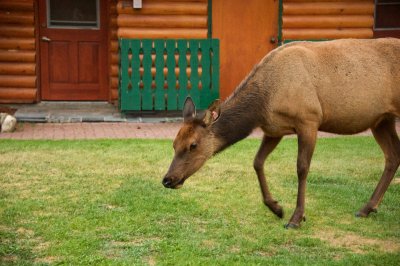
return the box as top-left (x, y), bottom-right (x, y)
top-left (119, 39), bottom-right (220, 112)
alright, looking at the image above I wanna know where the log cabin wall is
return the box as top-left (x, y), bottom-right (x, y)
top-left (281, 0), bottom-right (375, 42)
top-left (0, 0), bottom-right (37, 103)
top-left (0, 1), bottom-right (379, 104)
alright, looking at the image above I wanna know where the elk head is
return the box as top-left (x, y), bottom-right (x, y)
top-left (162, 97), bottom-right (221, 189)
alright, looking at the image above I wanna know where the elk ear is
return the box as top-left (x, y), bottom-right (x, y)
top-left (183, 97), bottom-right (196, 122)
top-left (203, 99), bottom-right (221, 126)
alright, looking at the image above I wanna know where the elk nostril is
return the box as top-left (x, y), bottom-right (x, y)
top-left (162, 177), bottom-right (172, 187)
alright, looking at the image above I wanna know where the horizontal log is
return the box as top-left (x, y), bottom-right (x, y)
top-left (118, 28), bottom-right (207, 39)
top-left (111, 65), bottom-right (119, 76)
top-left (110, 40), bottom-right (119, 52)
top-left (0, 11), bottom-right (34, 24)
top-left (117, 15), bottom-right (207, 28)
top-left (283, 15), bottom-right (374, 28)
top-left (0, 50), bottom-right (35, 62)
top-left (111, 53), bottom-right (119, 64)
top-left (0, 25), bottom-right (35, 37)
top-left (117, 2), bottom-right (207, 15)
top-left (0, 88), bottom-right (37, 103)
top-left (110, 88), bottom-right (118, 101)
top-left (0, 38), bottom-right (35, 50)
top-left (0, 63), bottom-right (35, 75)
top-left (111, 77), bottom-right (119, 88)
top-left (110, 17), bottom-right (117, 26)
top-left (110, 2), bottom-right (117, 13)
top-left (0, 75), bottom-right (36, 87)
top-left (283, 2), bottom-right (374, 15)
top-left (110, 29), bottom-right (118, 39)
top-left (282, 28), bottom-right (373, 39)
top-left (0, 1), bottom-right (34, 12)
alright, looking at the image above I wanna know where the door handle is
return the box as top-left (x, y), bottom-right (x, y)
top-left (41, 36), bottom-right (51, 42)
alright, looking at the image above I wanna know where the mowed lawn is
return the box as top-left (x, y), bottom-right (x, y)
top-left (0, 137), bottom-right (399, 265)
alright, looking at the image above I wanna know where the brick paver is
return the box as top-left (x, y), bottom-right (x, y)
top-left (0, 121), bottom-right (399, 140)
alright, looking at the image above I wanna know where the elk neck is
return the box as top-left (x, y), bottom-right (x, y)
top-left (210, 81), bottom-right (268, 153)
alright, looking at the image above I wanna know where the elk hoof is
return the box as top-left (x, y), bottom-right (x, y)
top-left (284, 216), bottom-right (305, 229)
top-left (275, 207), bottom-right (284, 219)
top-left (271, 204), bottom-right (284, 219)
top-left (265, 200), bottom-right (284, 218)
top-left (284, 223), bottom-right (299, 229)
top-left (356, 206), bottom-right (377, 218)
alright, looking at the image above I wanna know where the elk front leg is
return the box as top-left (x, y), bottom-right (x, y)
top-left (254, 135), bottom-right (283, 218)
top-left (286, 127), bottom-right (317, 229)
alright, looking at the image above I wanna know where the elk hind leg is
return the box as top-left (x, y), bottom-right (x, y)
top-left (254, 135), bottom-right (283, 218)
top-left (357, 118), bottom-right (400, 217)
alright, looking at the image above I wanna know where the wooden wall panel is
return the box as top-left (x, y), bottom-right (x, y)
top-left (117, 0), bottom-right (208, 39)
top-left (0, 0), bottom-right (37, 103)
top-left (282, 0), bottom-right (375, 42)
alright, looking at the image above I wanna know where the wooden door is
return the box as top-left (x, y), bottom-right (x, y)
top-left (212, 0), bottom-right (279, 99)
top-left (39, 0), bottom-right (108, 100)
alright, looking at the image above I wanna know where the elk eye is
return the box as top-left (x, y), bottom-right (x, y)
top-left (190, 142), bottom-right (197, 151)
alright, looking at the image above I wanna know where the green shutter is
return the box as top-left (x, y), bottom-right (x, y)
top-left (119, 39), bottom-right (220, 112)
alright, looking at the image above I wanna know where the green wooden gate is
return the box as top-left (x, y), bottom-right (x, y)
top-left (119, 39), bottom-right (220, 111)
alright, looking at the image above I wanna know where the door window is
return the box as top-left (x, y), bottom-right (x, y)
top-left (47, 0), bottom-right (99, 29)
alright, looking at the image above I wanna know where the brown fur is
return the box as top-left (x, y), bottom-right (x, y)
top-left (163, 38), bottom-right (400, 228)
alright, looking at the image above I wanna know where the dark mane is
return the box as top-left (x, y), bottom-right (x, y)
top-left (224, 61), bottom-right (262, 104)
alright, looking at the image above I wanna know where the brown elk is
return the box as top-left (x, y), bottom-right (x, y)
top-left (162, 38), bottom-right (400, 228)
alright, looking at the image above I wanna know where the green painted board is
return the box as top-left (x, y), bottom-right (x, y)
top-left (119, 38), bottom-right (220, 112)
top-left (130, 40), bottom-right (141, 111)
top-left (166, 40), bottom-right (177, 110)
top-left (199, 40), bottom-right (211, 109)
top-left (141, 39), bottom-right (153, 110)
top-left (177, 40), bottom-right (188, 109)
top-left (119, 39), bottom-right (129, 111)
top-left (189, 40), bottom-right (200, 106)
top-left (154, 40), bottom-right (165, 110)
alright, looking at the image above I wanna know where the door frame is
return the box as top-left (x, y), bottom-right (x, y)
top-left (37, 0), bottom-right (110, 101)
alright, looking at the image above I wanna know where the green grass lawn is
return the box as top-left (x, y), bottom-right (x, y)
top-left (0, 137), bottom-right (399, 265)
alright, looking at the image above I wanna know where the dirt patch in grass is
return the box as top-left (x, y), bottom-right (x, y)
top-left (109, 236), bottom-right (161, 247)
top-left (145, 256), bottom-right (157, 266)
top-left (314, 230), bottom-right (400, 254)
top-left (1, 255), bottom-right (18, 263)
top-left (35, 256), bottom-right (59, 264)
top-left (103, 236), bottom-right (161, 260)
top-left (16, 227), bottom-right (34, 237)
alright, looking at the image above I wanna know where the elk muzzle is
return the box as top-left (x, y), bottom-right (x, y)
top-left (162, 175), bottom-right (186, 189)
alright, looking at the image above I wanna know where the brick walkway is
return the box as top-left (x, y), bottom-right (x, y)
top-left (0, 122), bottom-right (184, 140)
top-left (1, 121), bottom-right (398, 140)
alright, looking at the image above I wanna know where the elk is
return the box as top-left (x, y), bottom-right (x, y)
top-left (162, 38), bottom-right (400, 228)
